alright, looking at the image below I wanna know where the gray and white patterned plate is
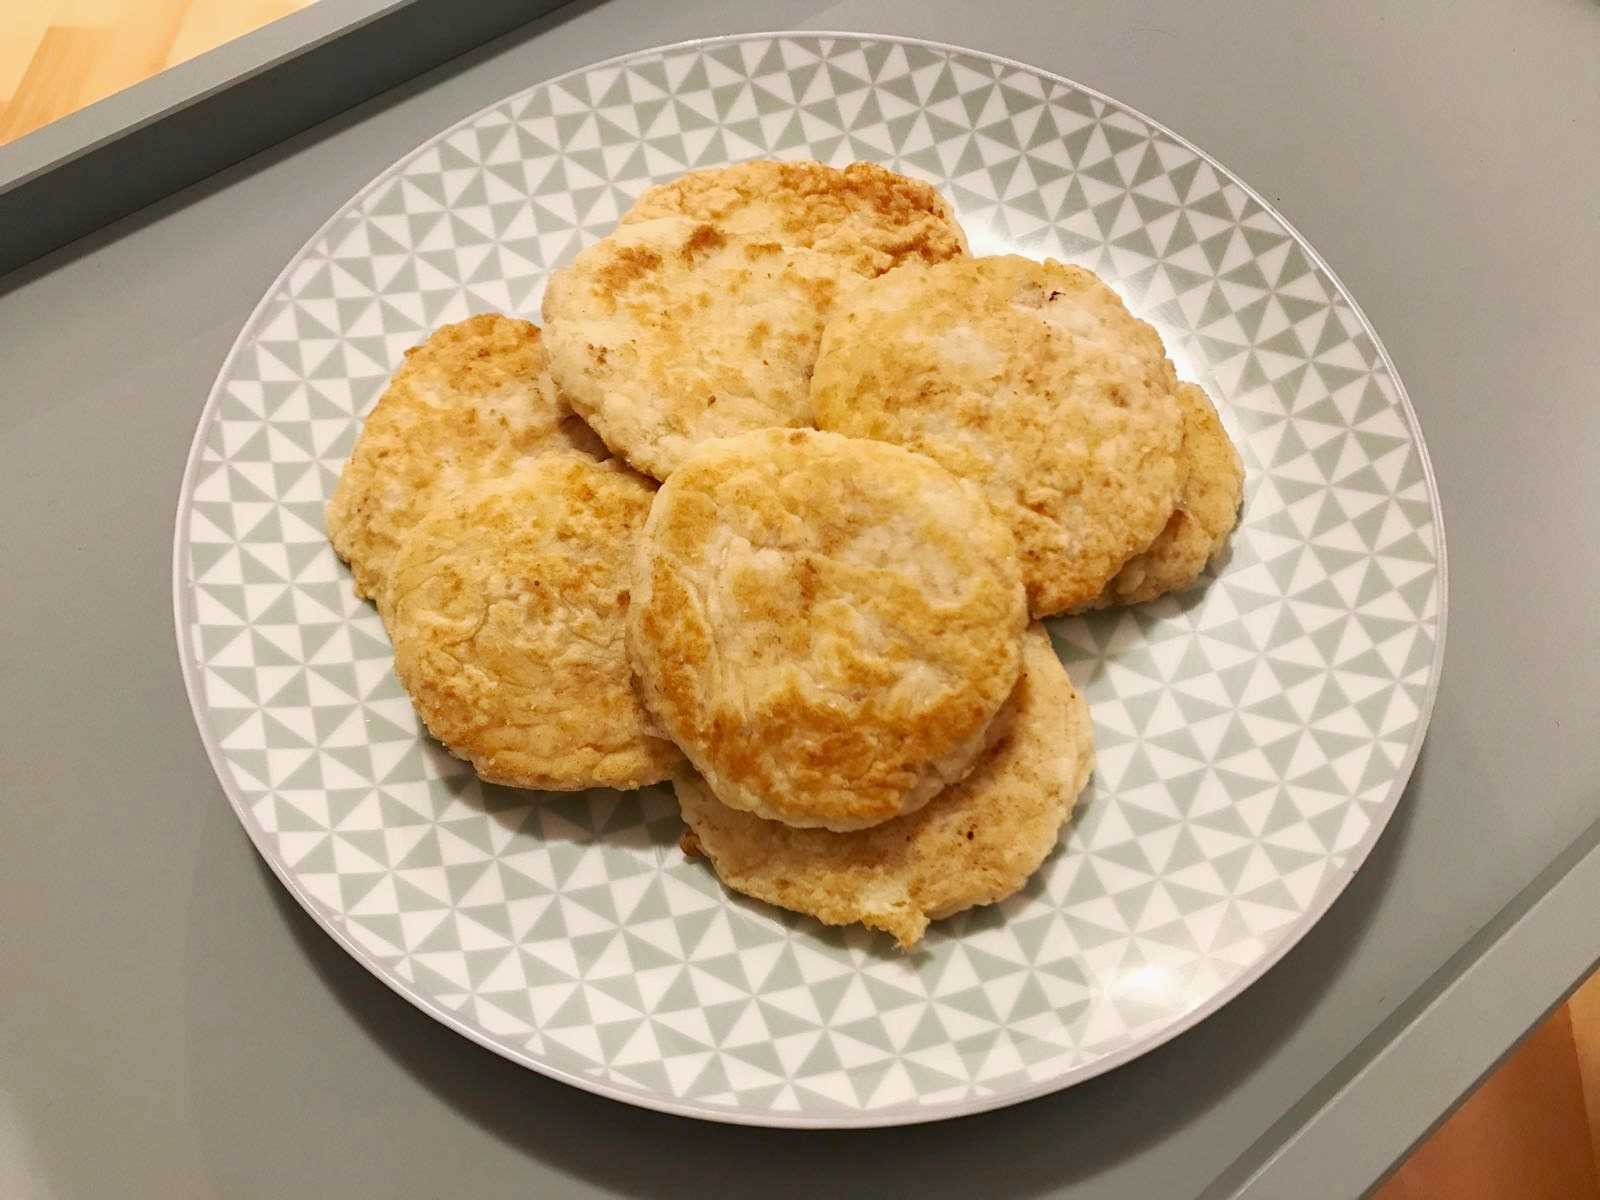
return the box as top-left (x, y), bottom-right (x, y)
top-left (174, 32), bottom-right (1445, 1127)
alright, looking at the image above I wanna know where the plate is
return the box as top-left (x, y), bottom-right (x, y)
top-left (174, 32), bottom-right (1446, 1127)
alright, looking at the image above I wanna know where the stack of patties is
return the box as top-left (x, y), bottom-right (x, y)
top-left (628, 427), bottom-right (1092, 949)
top-left (325, 314), bottom-right (681, 792)
top-left (810, 256), bottom-right (1245, 617)
top-left (540, 159), bottom-right (970, 477)
top-left (326, 158), bottom-right (1245, 949)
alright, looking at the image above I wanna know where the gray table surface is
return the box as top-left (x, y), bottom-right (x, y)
top-left (2, 1), bottom-right (1598, 1197)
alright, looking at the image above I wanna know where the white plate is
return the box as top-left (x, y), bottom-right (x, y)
top-left (174, 32), bottom-right (1446, 1126)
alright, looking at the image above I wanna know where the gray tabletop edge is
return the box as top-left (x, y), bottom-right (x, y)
top-left (0, 0), bottom-right (414, 187)
top-left (1214, 814), bottom-right (1600, 1199)
top-left (0, 0), bottom-right (576, 274)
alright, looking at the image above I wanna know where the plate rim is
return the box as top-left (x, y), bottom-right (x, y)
top-left (171, 28), bottom-right (1450, 1128)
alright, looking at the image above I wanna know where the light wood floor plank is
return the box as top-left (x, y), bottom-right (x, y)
top-left (1570, 969), bottom-right (1600, 1179)
top-left (0, 0), bottom-right (315, 145)
top-left (1375, 1002), bottom-right (1600, 1200)
top-left (0, 6), bottom-right (60, 102)
top-left (75, 0), bottom-right (187, 112)
top-left (0, 25), bottom-right (114, 144)
top-left (165, 0), bottom-right (303, 70)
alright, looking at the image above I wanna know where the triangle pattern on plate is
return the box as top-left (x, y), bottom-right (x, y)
top-left (178, 34), bottom-right (1442, 1123)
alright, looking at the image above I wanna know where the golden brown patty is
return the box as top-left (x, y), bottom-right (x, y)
top-left (630, 428), bottom-right (1027, 832)
top-left (1089, 382), bottom-right (1244, 609)
top-left (620, 159), bottom-right (968, 278)
top-left (325, 314), bottom-right (602, 610)
top-left (387, 454), bottom-right (682, 791)
top-left (542, 217), bottom-right (842, 479)
top-left (812, 256), bottom-right (1187, 617)
top-left (676, 625), bottom-right (1094, 949)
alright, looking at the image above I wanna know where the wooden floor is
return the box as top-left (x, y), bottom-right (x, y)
top-left (0, 0), bottom-right (317, 144)
top-left (1378, 970), bottom-right (1600, 1199)
top-left (4, 4), bottom-right (1600, 1193)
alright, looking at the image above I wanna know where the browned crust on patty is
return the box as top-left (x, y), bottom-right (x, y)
top-left (674, 625), bottom-right (1094, 948)
top-left (621, 159), bottom-right (968, 277)
top-left (326, 314), bottom-right (602, 609)
top-left (630, 428), bottom-right (1027, 831)
top-left (387, 454), bottom-right (682, 791)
